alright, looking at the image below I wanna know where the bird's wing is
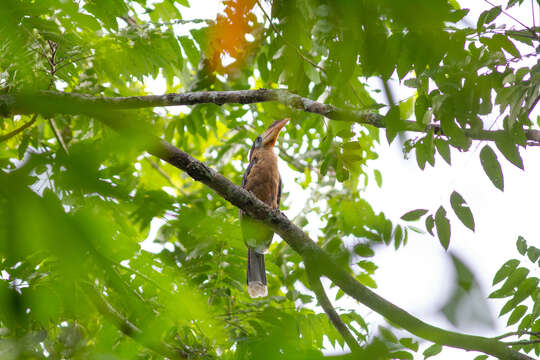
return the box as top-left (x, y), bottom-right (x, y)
top-left (277, 175), bottom-right (282, 208)
top-left (241, 157), bottom-right (257, 188)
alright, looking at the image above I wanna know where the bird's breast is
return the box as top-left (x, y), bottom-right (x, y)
top-left (244, 154), bottom-right (280, 209)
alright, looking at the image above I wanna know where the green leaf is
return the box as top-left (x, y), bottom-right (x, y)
top-left (335, 289), bottom-right (344, 300)
top-left (494, 132), bottom-right (523, 169)
top-left (389, 351), bottom-right (413, 360)
top-left (394, 225), bottom-right (403, 249)
top-left (357, 260), bottom-right (378, 274)
top-left (304, 62), bottom-right (321, 84)
top-left (492, 267), bottom-right (530, 296)
top-left (415, 95), bottom-right (429, 125)
top-left (449, 191), bottom-right (475, 231)
top-left (257, 52), bottom-right (269, 82)
top-left (499, 277), bottom-right (538, 316)
top-left (480, 145), bottom-right (504, 191)
top-left (378, 326), bottom-right (397, 343)
top-left (516, 236), bottom-right (527, 255)
top-left (512, 277), bottom-right (539, 305)
top-left (423, 344), bottom-right (442, 359)
top-left (385, 106), bottom-right (402, 144)
top-left (399, 338), bottom-right (419, 352)
top-left (518, 314), bottom-right (533, 331)
top-left (491, 34), bottom-right (520, 58)
top-left (401, 209), bottom-right (428, 221)
top-left (440, 115), bottom-right (470, 150)
top-left (416, 139), bottom-right (427, 170)
top-left (150, 1), bottom-right (181, 22)
top-left (399, 96), bottom-right (415, 120)
top-left (477, 6), bottom-right (502, 33)
top-left (354, 244), bottom-right (375, 258)
top-left (507, 305), bottom-right (527, 326)
top-left (435, 206), bottom-right (451, 250)
top-left (526, 246), bottom-right (540, 263)
top-left (179, 36), bottom-right (200, 67)
top-left (493, 259), bottom-right (520, 285)
top-left (357, 273), bottom-right (377, 288)
top-left (425, 215), bottom-right (435, 236)
top-left (499, 297), bottom-right (517, 316)
top-left (434, 138), bottom-right (451, 165)
top-left (474, 356), bottom-right (488, 360)
top-left (336, 166), bottom-right (349, 182)
top-left (374, 169), bottom-right (382, 187)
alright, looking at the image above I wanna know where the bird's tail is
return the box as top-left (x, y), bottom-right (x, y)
top-left (247, 248), bottom-right (267, 298)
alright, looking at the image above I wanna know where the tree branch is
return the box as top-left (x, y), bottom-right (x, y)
top-left (1, 91), bottom-right (536, 360)
top-left (504, 339), bottom-right (540, 346)
top-left (48, 118), bottom-right (69, 154)
top-left (306, 269), bottom-right (362, 353)
top-left (3, 90), bottom-right (540, 145)
top-left (0, 114), bottom-right (37, 143)
top-left (494, 331), bottom-right (540, 341)
top-left (145, 157), bottom-right (183, 192)
top-left (145, 138), bottom-right (534, 360)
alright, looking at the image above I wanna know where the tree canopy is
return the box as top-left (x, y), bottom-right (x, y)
top-left (0, 0), bottom-right (539, 359)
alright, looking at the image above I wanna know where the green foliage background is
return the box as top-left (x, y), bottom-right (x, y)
top-left (0, 0), bottom-right (539, 358)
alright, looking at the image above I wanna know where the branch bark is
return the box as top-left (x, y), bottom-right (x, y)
top-left (2, 92), bottom-right (536, 359)
top-left (3, 90), bottom-right (540, 145)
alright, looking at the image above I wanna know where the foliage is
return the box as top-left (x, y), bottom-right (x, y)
top-left (0, 0), bottom-right (539, 358)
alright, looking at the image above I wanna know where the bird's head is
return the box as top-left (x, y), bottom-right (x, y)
top-left (249, 118), bottom-right (289, 160)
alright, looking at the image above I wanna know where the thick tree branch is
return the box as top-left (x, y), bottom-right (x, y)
top-left (149, 139), bottom-right (534, 360)
top-left (1, 93), bottom-right (535, 359)
top-left (3, 90), bottom-right (540, 145)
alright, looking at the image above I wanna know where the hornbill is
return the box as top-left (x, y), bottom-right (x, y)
top-left (240, 118), bottom-right (289, 298)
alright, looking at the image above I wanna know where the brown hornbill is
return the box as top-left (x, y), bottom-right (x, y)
top-left (240, 118), bottom-right (289, 298)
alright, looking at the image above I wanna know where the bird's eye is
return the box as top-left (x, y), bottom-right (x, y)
top-left (255, 136), bottom-right (262, 147)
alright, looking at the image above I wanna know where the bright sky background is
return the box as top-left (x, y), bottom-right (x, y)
top-left (142, 1), bottom-right (540, 358)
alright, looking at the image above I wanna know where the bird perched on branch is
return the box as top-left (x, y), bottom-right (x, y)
top-left (240, 118), bottom-right (289, 298)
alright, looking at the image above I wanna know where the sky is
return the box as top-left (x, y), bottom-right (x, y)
top-left (142, 0), bottom-right (540, 358)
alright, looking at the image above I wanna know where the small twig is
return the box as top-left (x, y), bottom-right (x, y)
top-left (482, 0), bottom-right (537, 35)
top-left (0, 114), bottom-right (37, 143)
top-left (42, 41), bottom-right (70, 154)
top-left (503, 339), bottom-right (540, 346)
top-left (48, 118), bottom-right (69, 154)
top-left (494, 331), bottom-right (540, 340)
top-left (55, 54), bottom-right (94, 73)
top-left (148, 19), bottom-right (213, 26)
top-left (306, 266), bottom-right (362, 354)
top-left (528, 93), bottom-right (540, 117)
top-left (276, 145), bottom-right (313, 172)
top-left (532, 0), bottom-right (536, 30)
top-left (145, 157), bottom-right (182, 191)
top-left (113, 261), bottom-right (167, 293)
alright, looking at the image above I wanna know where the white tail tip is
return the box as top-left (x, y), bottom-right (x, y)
top-left (247, 281), bottom-right (268, 298)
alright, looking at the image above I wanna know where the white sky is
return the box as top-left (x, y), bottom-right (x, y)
top-left (143, 0), bottom-right (540, 358)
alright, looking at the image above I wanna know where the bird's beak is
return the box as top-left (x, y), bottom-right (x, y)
top-left (262, 118), bottom-right (289, 147)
